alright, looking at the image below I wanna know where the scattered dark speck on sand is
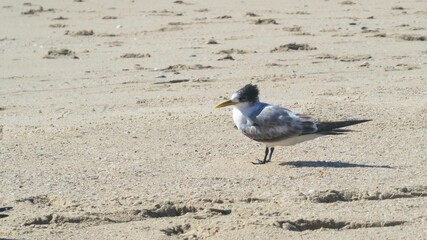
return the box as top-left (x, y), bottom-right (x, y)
top-left (246, 12), bottom-right (259, 17)
top-left (362, 28), bottom-right (380, 33)
top-left (161, 224), bottom-right (191, 236)
top-left (21, 6), bottom-right (54, 15)
top-left (384, 63), bottom-right (420, 71)
top-left (49, 23), bottom-right (67, 28)
top-left (339, 55), bottom-right (372, 62)
top-left (398, 34), bottom-right (425, 41)
top-left (158, 26), bottom-right (183, 32)
top-left (160, 64), bottom-right (212, 72)
top-left (410, 27), bottom-right (426, 31)
top-left (102, 16), bottom-right (117, 19)
top-left (341, 1), bottom-right (355, 5)
top-left (392, 6), bottom-right (405, 10)
top-left (194, 8), bottom-right (209, 12)
top-left (217, 15), bottom-right (232, 19)
top-left (283, 25), bottom-right (313, 36)
top-left (97, 33), bottom-right (119, 37)
top-left (265, 63), bottom-right (282, 67)
top-left (52, 16), bottom-right (68, 20)
top-left (207, 39), bottom-right (219, 44)
top-left (120, 53), bottom-right (151, 58)
top-left (283, 25), bottom-right (302, 32)
top-left (254, 18), bottom-right (277, 25)
top-left (0, 38), bottom-right (16, 41)
top-left (287, 11), bottom-right (310, 15)
top-left (315, 53), bottom-right (371, 62)
top-left (72, 30), bottom-right (94, 36)
top-left (173, 0), bottom-right (193, 5)
top-left (218, 55), bottom-right (235, 61)
top-left (216, 48), bottom-right (255, 54)
top-left (315, 54), bottom-right (337, 59)
top-left (168, 22), bottom-right (185, 26)
top-left (44, 49), bottom-right (78, 59)
top-left (374, 33), bottom-right (387, 37)
top-left (276, 219), bottom-right (406, 231)
top-left (154, 79), bottom-right (190, 85)
top-left (271, 43), bottom-right (317, 52)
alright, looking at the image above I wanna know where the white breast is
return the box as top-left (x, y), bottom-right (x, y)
top-left (232, 107), bottom-right (248, 130)
top-left (263, 134), bottom-right (322, 147)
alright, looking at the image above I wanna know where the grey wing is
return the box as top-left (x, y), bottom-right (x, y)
top-left (242, 105), bottom-right (317, 142)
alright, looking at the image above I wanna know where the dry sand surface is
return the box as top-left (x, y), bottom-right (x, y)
top-left (1, 0), bottom-right (426, 239)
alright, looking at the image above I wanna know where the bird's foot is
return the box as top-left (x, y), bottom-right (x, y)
top-left (252, 159), bottom-right (268, 165)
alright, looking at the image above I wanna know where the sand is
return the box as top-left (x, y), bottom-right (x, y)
top-left (0, 0), bottom-right (426, 239)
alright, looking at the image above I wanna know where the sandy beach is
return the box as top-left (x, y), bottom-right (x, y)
top-left (0, 0), bottom-right (426, 239)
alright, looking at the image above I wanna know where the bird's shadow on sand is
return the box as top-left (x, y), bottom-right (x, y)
top-left (279, 160), bottom-right (393, 169)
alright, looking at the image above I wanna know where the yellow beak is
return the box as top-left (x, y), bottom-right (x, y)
top-left (215, 100), bottom-right (236, 108)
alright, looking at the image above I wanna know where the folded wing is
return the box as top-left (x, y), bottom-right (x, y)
top-left (240, 105), bottom-right (316, 142)
top-left (239, 105), bottom-right (370, 142)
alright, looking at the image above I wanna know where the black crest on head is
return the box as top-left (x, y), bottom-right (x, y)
top-left (237, 84), bottom-right (259, 103)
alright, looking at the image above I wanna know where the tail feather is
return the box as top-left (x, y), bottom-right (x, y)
top-left (301, 120), bottom-right (317, 134)
top-left (0, 207), bottom-right (12, 219)
top-left (315, 119), bottom-right (371, 135)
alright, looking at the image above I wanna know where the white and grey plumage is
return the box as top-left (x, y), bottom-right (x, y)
top-left (215, 84), bottom-right (370, 164)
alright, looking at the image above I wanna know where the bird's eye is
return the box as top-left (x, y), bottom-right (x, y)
top-left (239, 97), bottom-right (247, 102)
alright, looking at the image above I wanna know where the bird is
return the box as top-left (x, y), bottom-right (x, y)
top-left (215, 84), bottom-right (371, 164)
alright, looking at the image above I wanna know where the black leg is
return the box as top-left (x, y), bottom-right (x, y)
top-left (252, 147), bottom-right (269, 164)
top-left (262, 147), bottom-right (269, 163)
top-left (266, 147), bottom-right (274, 162)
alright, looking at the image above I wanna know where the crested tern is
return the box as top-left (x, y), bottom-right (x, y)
top-left (215, 84), bottom-right (371, 164)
